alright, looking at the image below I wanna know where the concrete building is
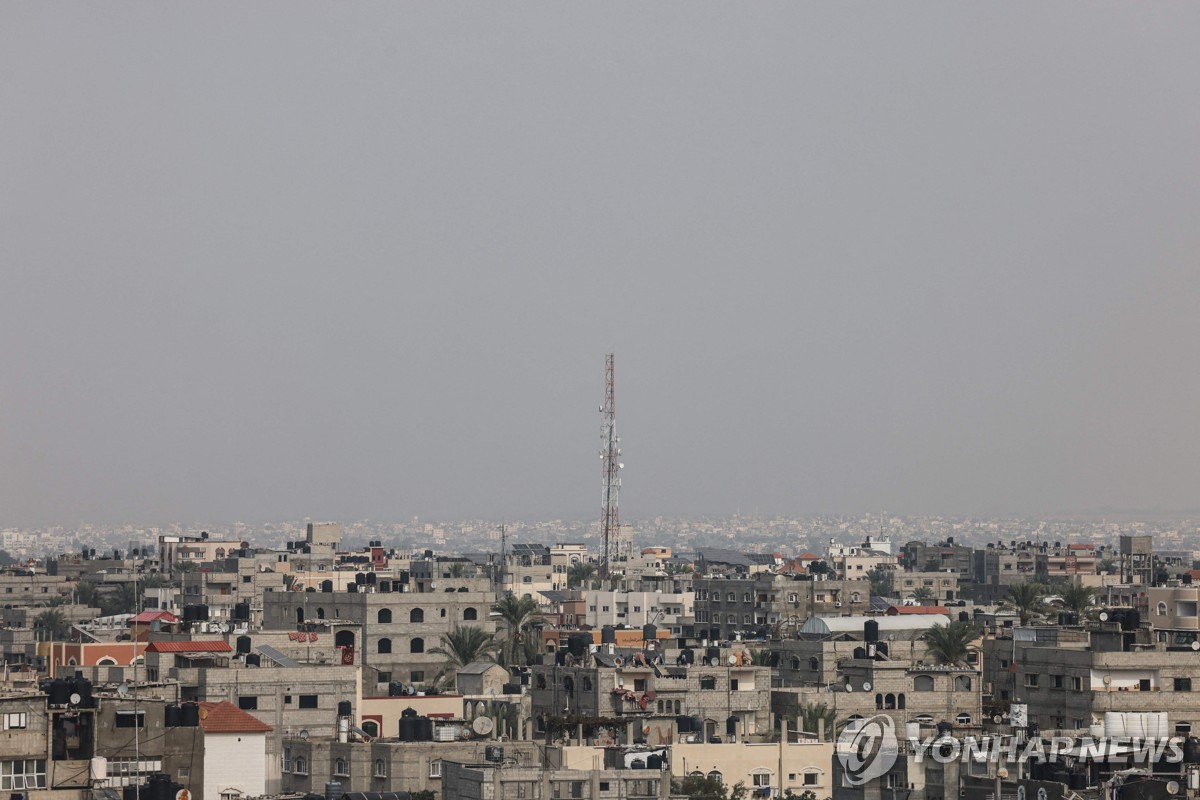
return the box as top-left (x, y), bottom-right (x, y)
top-left (197, 700), bottom-right (272, 800)
top-left (694, 575), bottom-right (870, 641)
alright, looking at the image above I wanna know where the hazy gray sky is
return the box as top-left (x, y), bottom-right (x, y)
top-left (2, 4), bottom-right (1199, 526)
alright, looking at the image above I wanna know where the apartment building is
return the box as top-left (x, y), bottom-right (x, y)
top-left (693, 574), bottom-right (870, 640)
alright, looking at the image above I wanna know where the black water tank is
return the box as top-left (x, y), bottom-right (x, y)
top-left (1185, 738), bottom-right (1200, 763)
top-left (196, 605), bottom-right (209, 621)
top-left (864, 620), bottom-right (880, 642)
top-left (234, 602), bottom-right (250, 621)
top-left (726, 715), bottom-right (738, 736)
top-left (629, 758), bottom-right (646, 770)
top-left (181, 702), bottom-right (200, 727)
top-left (346, 583), bottom-right (358, 593)
top-left (415, 717), bottom-right (433, 741)
top-left (681, 648), bottom-right (694, 664)
top-left (164, 703), bottom-right (182, 728)
top-left (337, 700), bottom-right (352, 717)
top-left (1052, 770), bottom-right (1071, 786)
top-left (642, 624), bottom-right (657, 642)
top-left (398, 717), bottom-right (417, 742)
top-left (647, 753), bottom-right (663, 770)
top-left (48, 679), bottom-right (71, 706)
top-left (236, 636), bottom-right (252, 655)
top-left (959, 612), bottom-right (970, 623)
top-left (123, 784), bottom-right (139, 800)
top-left (71, 676), bottom-right (94, 708)
top-left (690, 716), bottom-right (704, 735)
top-left (401, 706), bottom-right (418, 718)
top-left (378, 580), bottom-right (391, 593)
top-left (936, 721), bottom-right (953, 737)
top-left (321, 580), bottom-right (333, 593)
top-left (355, 573), bottom-right (366, 585)
top-left (677, 715), bottom-right (692, 733)
top-left (366, 572), bottom-right (377, 585)
top-left (245, 653), bottom-right (261, 667)
top-left (567, 634), bottom-right (588, 657)
top-left (1069, 772), bottom-right (1088, 790)
top-left (601, 626), bottom-right (616, 644)
top-left (389, 681), bottom-right (404, 697)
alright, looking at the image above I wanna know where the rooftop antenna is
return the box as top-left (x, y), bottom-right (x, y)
top-left (599, 354), bottom-right (622, 586)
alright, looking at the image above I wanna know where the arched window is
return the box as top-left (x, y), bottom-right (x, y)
top-left (790, 657), bottom-right (801, 670)
top-left (897, 693), bottom-right (906, 709)
top-left (378, 609), bottom-right (392, 624)
top-left (334, 758), bottom-right (348, 777)
top-left (97, 657), bottom-right (118, 666)
top-left (378, 638), bottom-right (392, 654)
top-left (293, 757), bottom-right (307, 775)
top-left (956, 713), bottom-right (972, 725)
top-left (875, 693), bottom-right (883, 710)
top-left (522, 576), bottom-right (532, 584)
top-left (296, 607), bottom-right (304, 625)
top-left (373, 759), bottom-right (386, 778)
top-left (851, 591), bottom-right (862, 603)
top-left (316, 607), bottom-right (325, 620)
top-left (955, 676), bottom-right (972, 692)
top-left (726, 593), bottom-right (735, 602)
top-left (914, 675), bottom-right (935, 692)
top-left (885, 693), bottom-right (896, 709)
top-left (464, 607), bottom-right (478, 621)
top-left (1158, 602), bottom-right (1168, 616)
top-left (362, 721), bottom-right (379, 738)
top-left (708, 771), bottom-right (724, 784)
top-left (411, 637), bottom-right (424, 654)
top-left (215, 548), bottom-right (225, 559)
top-left (809, 657), bottom-right (819, 671)
top-left (410, 608), bottom-right (424, 623)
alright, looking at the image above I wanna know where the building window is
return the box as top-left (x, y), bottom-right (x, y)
top-left (378, 609), bottom-right (392, 624)
top-left (115, 711), bottom-right (146, 727)
top-left (464, 608), bottom-right (478, 621)
top-left (430, 761), bottom-right (442, 779)
top-left (956, 713), bottom-right (972, 725)
top-left (238, 697), bottom-right (258, 710)
top-left (293, 757), bottom-right (307, 776)
top-left (1025, 674), bottom-right (1039, 688)
top-left (374, 759), bottom-right (386, 778)
top-left (411, 638), bottom-right (425, 653)
top-left (299, 695), bottom-right (318, 709)
top-left (700, 677), bottom-right (716, 690)
top-left (362, 721), bottom-right (380, 738)
top-left (752, 771), bottom-right (771, 787)
top-left (410, 608), bottom-right (424, 623)
top-left (2, 713), bottom-right (27, 730)
top-left (378, 638), bottom-right (392, 654)
top-left (707, 771), bottom-right (723, 784)
top-left (1177, 678), bottom-right (1193, 691)
top-left (804, 771), bottom-right (821, 786)
top-left (913, 675), bottom-right (934, 692)
top-left (0, 760), bottom-right (46, 790)
top-left (282, 748), bottom-right (292, 773)
top-left (334, 759), bottom-right (348, 777)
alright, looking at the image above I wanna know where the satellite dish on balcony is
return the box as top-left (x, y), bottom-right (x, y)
top-left (472, 717), bottom-right (494, 736)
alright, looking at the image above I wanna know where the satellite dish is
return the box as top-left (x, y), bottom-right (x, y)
top-left (862, 682), bottom-right (872, 692)
top-left (1166, 781), bottom-right (1180, 795)
top-left (69, 693), bottom-right (82, 705)
top-left (728, 655), bottom-right (738, 666)
top-left (1102, 675), bottom-right (1113, 685)
top-left (993, 715), bottom-right (1003, 724)
top-left (709, 657), bottom-right (720, 667)
top-left (1190, 641), bottom-right (1199, 652)
top-left (1099, 611), bottom-right (1110, 621)
top-left (472, 717), bottom-right (495, 736)
top-left (844, 684), bottom-right (854, 693)
top-left (299, 729), bottom-right (310, 740)
top-left (117, 683), bottom-right (129, 697)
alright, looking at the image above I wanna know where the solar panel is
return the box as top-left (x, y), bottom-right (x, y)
top-left (256, 644), bottom-right (301, 668)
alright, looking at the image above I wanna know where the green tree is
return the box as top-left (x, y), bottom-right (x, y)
top-left (429, 626), bottom-right (496, 688)
top-left (141, 573), bottom-right (170, 589)
top-left (492, 594), bottom-right (541, 667)
top-left (921, 620), bottom-right (980, 665)
top-left (102, 583), bottom-right (139, 616)
top-left (73, 581), bottom-right (100, 609)
top-left (1003, 582), bottom-right (1047, 626)
top-left (794, 702), bottom-right (838, 741)
top-left (448, 562), bottom-right (468, 578)
top-left (567, 562), bottom-right (597, 590)
top-left (748, 648), bottom-right (774, 667)
top-left (34, 609), bottom-right (69, 640)
top-left (1058, 583), bottom-right (1095, 618)
top-left (671, 776), bottom-right (747, 800)
top-left (866, 566), bottom-right (893, 598)
top-left (910, 586), bottom-right (936, 603)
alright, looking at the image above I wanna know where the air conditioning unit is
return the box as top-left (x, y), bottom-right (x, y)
top-left (835, 602), bottom-right (843, 608)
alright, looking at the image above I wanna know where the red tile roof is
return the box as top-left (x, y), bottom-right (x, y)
top-left (888, 605), bottom-right (950, 615)
top-left (145, 640), bottom-right (232, 653)
top-left (130, 611), bottom-right (180, 624)
top-left (198, 701), bottom-right (272, 734)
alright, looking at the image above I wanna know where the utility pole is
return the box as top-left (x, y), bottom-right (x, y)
top-left (599, 354), bottom-right (622, 586)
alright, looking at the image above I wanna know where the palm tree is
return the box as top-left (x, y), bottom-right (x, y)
top-left (921, 620), bottom-right (980, 665)
top-left (567, 562), bottom-right (597, 590)
top-left (492, 594), bottom-right (541, 667)
top-left (34, 609), bottom-right (69, 641)
top-left (794, 702), bottom-right (838, 741)
top-left (1059, 583), bottom-right (1095, 618)
top-left (448, 561), bottom-right (468, 579)
top-left (40, 595), bottom-right (69, 608)
top-left (141, 573), bottom-right (170, 589)
top-left (1003, 582), bottom-right (1047, 626)
top-left (73, 581), bottom-right (100, 609)
top-left (429, 626), bottom-right (497, 688)
top-left (910, 586), bottom-right (936, 604)
top-left (103, 583), bottom-right (139, 616)
top-left (748, 649), bottom-right (774, 667)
